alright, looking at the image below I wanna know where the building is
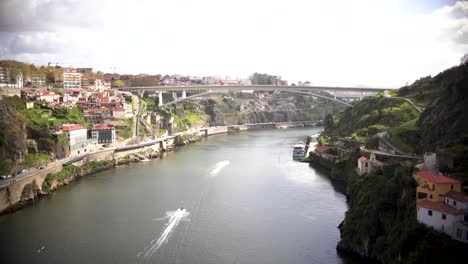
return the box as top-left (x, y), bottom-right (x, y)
top-left (112, 107), bottom-right (126, 119)
top-left (356, 153), bottom-right (383, 175)
top-left (57, 124), bottom-right (89, 155)
top-left (415, 170), bottom-right (468, 243)
top-left (76, 68), bottom-right (93, 73)
top-left (417, 198), bottom-right (465, 238)
top-left (415, 171), bottom-right (461, 202)
top-left (0, 67), bottom-right (23, 88)
top-left (91, 125), bottom-right (115, 145)
top-left (63, 68), bottom-right (82, 89)
top-left (31, 74), bottom-right (47, 88)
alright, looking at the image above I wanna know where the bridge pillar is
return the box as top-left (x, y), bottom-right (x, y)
top-left (158, 91), bottom-right (163, 106)
top-left (333, 91), bottom-right (336, 100)
top-left (138, 91), bottom-right (145, 98)
top-left (360, 91), bottom-right (364, 100)
top-left (172, 92), bottom-right (177, 100)
top-left (182, 90), bottom-right (186, 98)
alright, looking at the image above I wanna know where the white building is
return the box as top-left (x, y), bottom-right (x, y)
top-left (58, 124), bottom-right (89, 155)
top-left (357, 153), bottom-right (383, 175)
top-left (63, 68), bottom-right (82, 89)
top-left (0, 67), bottom-right (23, 88)
top-left (417, 191), bottom-right (468, 243)
top-left (32, 74), bottom-right (47, 88)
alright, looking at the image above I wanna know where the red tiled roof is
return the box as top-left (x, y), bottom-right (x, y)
top-left (417, 199), bottom-right (464, 215)
top-left (315, 145), bottom-right (331, 154)
top-left (444, 190), bottom-right (468, 202)
top-left (112, 107), bottom-right (125, 111)
top-left (416, 171), bottom-right (461, 184)
top-left (58, 124), bottom-right (86, 132)
top-left (92, 125), bottom-right (114, 130)
top-left (358, 156), bottom-right (367, 162)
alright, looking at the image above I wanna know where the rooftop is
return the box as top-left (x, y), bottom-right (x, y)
top-left (315, 145), bottom-right (331, 154)
top-left (92, 124), bottom-right (114, 130)
top-left (444, 190), bottom-right (468, 202)
top-left (417, 199), bottom-right (464, 215)
top-left (58, 123), bottom-right (86, 132)
top-left (416, 171), bottom-right (461, 184)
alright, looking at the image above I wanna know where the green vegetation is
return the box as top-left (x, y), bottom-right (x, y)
top-left (20, 152), bottom-right (51, 169)
top-left (116, 118), bottom-right (133, 139)
top-left (42, 160), bottom-right (113, 193)
top-left (389, 118), bottom-right (420, 153)
top-left (249, 72), bottom-right (281, 85)
top-left (338, 164), bottom-right (467, 263)
top-left (323, 97), bottom-right (420, 147)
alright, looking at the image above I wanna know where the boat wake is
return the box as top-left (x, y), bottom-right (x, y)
top-left (210, 160), bottom-right (230, 177)
top-left (137, 208), bottom-right (190, 261)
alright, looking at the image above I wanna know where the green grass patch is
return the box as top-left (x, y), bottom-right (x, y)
top-left (389, 118), bottom-right (420, 153)
top-left (20, 152), bottom-right (51, 169)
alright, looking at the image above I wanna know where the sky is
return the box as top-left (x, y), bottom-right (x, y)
top-left (0, 0), bottom-right (467, 87)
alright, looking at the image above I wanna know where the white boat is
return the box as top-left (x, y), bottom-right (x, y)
top-left (293, 142), bottom-right (306, 160)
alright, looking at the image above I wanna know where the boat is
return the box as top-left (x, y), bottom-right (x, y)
top-left (293, 142), bottom-right (306, 160)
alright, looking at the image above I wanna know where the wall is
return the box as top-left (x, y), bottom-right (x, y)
top-left (417, 205), bottom-right (460, 236)
top-left (0, 163), bottom-right (63, 212)
top-left (0, 87), bottom-right (21, 98)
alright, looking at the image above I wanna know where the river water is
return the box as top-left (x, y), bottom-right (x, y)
top-left (0, 128), bottom-right (348, 264)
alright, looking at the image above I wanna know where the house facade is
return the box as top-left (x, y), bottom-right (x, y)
top-left (415, 171), bottom-right (461, 202)
top-left (91, 125), bottom-right (115, 145)
top-left (63, 68), bottom-right (82, 89)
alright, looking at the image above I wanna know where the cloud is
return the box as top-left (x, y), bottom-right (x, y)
top-left (9, 32), bottom-right (68, 54)
top-left (0, 0), bottom-right (467, 87)
top-left (0, 0), bottom-right (114, 32)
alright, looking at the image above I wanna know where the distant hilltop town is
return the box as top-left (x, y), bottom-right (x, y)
top-left (0, 60), bottom-right (292, 90)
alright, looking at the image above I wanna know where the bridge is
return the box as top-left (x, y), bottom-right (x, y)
top-left (118, 85), bottom-right (395, 107)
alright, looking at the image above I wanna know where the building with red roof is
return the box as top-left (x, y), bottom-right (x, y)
top-left (356, 153), bottom-right (383, 175)
top-left (415, 171), bottom-right (468, 243)
top-left (415, 171), bottom-right (461, 202)
top-left (91, 124), bottom-right (115, 145)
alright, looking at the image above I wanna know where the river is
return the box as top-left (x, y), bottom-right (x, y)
top-left (0, 128), bottom-right (348, 264)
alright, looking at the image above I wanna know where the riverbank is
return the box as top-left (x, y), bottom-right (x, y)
top-left (0, 122), bottom-right (320, 215)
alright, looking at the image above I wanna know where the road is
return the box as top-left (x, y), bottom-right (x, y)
top-left (131, 94), bottom-right (140, 138)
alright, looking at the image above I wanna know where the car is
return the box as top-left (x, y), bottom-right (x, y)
top-left (0, 175), bottom-right (6, 180)
top-left (20, 169), bottom-right (28, 173)
top-left (39, 166), bottom-right (45, 170)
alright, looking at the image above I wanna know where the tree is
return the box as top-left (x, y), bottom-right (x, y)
top-left (112, 80), bottom-right (125, 87)
top-left (461, 54), bottom-right (468, 65)
top-left (324, 113), bottom-right (334, 132)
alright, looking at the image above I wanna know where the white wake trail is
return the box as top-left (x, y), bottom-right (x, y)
top-left (138, 208), bottom-right (190, 262)
top-left (210, 160), bottom-right (230, 177)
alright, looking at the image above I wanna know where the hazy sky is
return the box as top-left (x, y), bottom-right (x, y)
top-left (0, 0), bottom-right (467, 87)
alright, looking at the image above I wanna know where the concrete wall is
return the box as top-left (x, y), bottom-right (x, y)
top-left (207, 126), bottom-right (228, 135)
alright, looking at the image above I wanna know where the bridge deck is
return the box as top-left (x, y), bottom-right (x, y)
top-left (120, 85), bottom-right (394, 93)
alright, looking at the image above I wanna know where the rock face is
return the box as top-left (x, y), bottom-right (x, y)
top-left (417, 64), bottom-right (468, 151)
top-left (0, 100), bottom-right (27, 163)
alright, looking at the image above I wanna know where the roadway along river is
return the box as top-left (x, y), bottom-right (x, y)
top-left (0, 128), bottom-right (349, 264)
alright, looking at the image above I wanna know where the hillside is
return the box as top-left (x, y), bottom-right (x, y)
top-left (321, 63), bottom-right (468, 263)
top-left (0, 96), bottom-right (87, 175)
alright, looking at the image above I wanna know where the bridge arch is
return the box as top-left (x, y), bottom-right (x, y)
top-left (162, 90), bottom-right (353, 107)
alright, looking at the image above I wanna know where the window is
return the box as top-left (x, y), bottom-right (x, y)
top-left (430, 195), bottom-right (433, 199)
top-left (451, 185), bottom-right (454, 190)
top-left (428, 210), bottom-right (432, 216)
top-left (457, 228), bottom-right (462, 238)
top-left (453, 201), bottom-right (457, 206)
top-left (433, 184), bottom-right (435, 190)
top-left (442, 214), bottom-right (446, 220)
